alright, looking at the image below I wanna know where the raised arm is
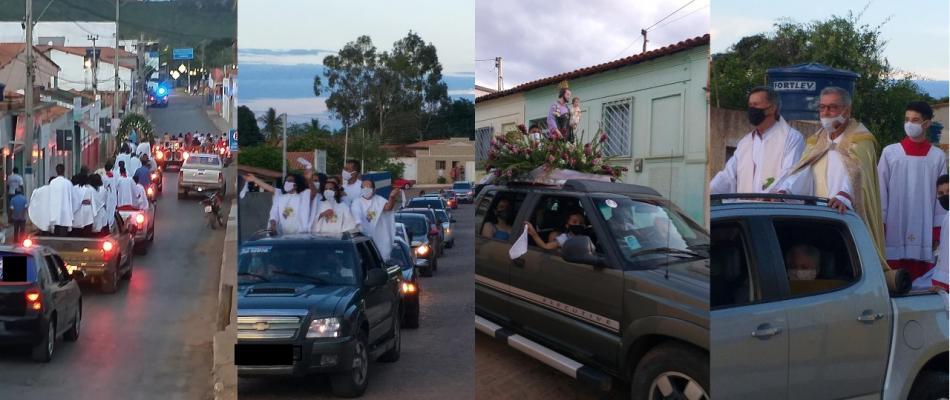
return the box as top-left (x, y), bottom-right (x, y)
top-left (245, 174), bottom-right (276, 193)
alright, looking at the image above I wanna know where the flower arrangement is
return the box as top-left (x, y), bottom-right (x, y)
top-left (484, 124), bottom-right (627, 182)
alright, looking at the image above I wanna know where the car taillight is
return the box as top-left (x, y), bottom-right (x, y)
top-left (146, 186), bottom-right (155, 196)
top-left (218, 148), bottom-right (225, 155)
top-left (155, 150), bottom-right (164, 160)
top-left (102, 241), bottom-right (115, 252)
top-left (25, 288), bottom-right (42, 311)
top-left (401, 282), bottom-right (417, 294)
top-left (183, 151), bottom-right (190, 160)
top-left (151, 172), bottom-right (158, 181)
top-left (429, 224), bottom-right (439, 236)
top-left (135, 213), bottom-right (146, 226)
top-left (22, 238), bottom-right (33, 248)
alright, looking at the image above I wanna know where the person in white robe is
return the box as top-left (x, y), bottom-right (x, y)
top-left (48, 164), bottom-right (77, 233)
top-left (100, 163), bottom-right (118, 227)
top-left (131, 176), bottom-right (149, 210)
top-left (72, 178), bottom-right (99, 231)
top-left (350, 179), bottom-right (401, 260)
top-left (114, 163), bottom-right (136, 208)
top-left (310, 180), bottom-right (358, 234)
top-left (88, 174), bottom-right (109, 232)
top-left (710, 86), bottom-right (805, 194)
top-left (246, 172), bottom-right (314, 235)
top-left (113, 144), bottom-right (133, 176)
top-left (878, 102), bottom-right (949, 281)
top-left (341, 160), bottom-right (362, 207)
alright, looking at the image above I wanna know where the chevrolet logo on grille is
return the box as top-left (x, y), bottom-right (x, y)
top-left (253, 322), bottom-right (269, 331)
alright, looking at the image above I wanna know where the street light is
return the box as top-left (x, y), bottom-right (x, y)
top-left (279, 113), bottom-right (287, 178)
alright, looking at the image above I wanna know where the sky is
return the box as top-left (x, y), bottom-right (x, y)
top-left (475, 0), bottom-right (711, 90)
top-left (238, 0), bottom-right (475, 126)
top-left (711, 0), bottom-right (950, 83)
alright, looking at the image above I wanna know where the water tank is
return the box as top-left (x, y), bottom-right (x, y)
top-left (766, 63), bottom-right (859, 121)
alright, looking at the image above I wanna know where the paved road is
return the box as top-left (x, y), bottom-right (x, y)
top-left (0, 94), bottom-right (233, 400)
top-left (238, 195), bottom-right (475, 400)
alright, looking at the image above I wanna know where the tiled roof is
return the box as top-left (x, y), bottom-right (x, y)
top-left (38, 45), bottom-right (137, 70)
top-left (0, 43), bottom-right (61, 72)
top-left (406, 139), bottom-right (446, 149)
top-left (475, 34), bottom-right (709, 103)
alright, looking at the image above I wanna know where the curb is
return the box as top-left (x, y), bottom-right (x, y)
top-left (212, 200), bottom-right (238, 400)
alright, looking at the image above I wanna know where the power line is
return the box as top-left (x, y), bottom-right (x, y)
top-left (652, 3), bottom-right (709, 31)
top-left (644, 0), bottom-right (697, 32)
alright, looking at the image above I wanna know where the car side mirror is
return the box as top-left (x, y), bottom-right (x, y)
top-left (69, 269), bottom-right (86, 280)
top-left (364, 268), bottom-right (388, 287)
top-left (561, 235), bottom-right (605, 267)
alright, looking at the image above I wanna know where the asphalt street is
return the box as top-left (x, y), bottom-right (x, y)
top-left (238, 193), bottom-right (475, 400)
top-left (0, 94), bottom-right (233, 400)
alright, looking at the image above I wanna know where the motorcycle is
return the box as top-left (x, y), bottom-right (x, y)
top-left (201, 191), bottom-right (224, 230)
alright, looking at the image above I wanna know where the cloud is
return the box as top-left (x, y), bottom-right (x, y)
top-left (241, 97), bottom-right (330, 121)
top-left (239, 48), bottom-right (337, 65)
top-left (475, 0), bottom-right (710, 88)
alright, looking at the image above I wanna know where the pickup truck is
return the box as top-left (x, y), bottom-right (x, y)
top-left (475, 179), bottom-right (710, 398)
top-left (24, 214), bottom-right (135, 294)
top-left (0, 244), bottom-right (83, 362)
top-left (710, 194), bottom-right (948, 400)
top-left (178, 153), bottom-right (226, 199)
top-left (118, 200), bottom-right (156, 255)
top-left (236, 232), bottom-right (403, 398)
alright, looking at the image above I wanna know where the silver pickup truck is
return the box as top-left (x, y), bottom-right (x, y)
top-left (177, 153), bottom-right (226, 199)
top-left (711, 194), bottom-right (948, 400)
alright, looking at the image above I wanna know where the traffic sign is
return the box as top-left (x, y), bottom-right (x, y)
top-left (172, 48), bottom-right (194, 60)
top-left (229, 129), bottom-right (238, 152)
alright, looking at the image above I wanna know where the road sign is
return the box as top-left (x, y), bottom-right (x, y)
top-left (172, 48), bottom-right (194, 60)
top-left (229, 129), bottom-right (238, 152)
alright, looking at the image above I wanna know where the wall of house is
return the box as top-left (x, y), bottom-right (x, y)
top-left (414, 138), bottom-right (476, 184)
top-left (0, 50), bottom-right (58, 93)
top-left (48, 51), bottom-right (133, 92)
top-left (934, 103), bottom-right (948, 151)
top-left (522, 45), bottom-right (710, 223)
top-left (474, 93), bottom-right (524, 161)
top-left (393, 156), bottom-right (418, 181)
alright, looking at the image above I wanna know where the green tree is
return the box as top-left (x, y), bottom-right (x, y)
top-left (237, 105), bottom-right (264, 147)
top-left (712, 11), bottom-right (931, 149)
top-left (424, 98), bottom-right (475, 139)
top-left (236, 144), bottom-right (282, 172)
top-left (257, 107), bottom-right (283, 145)
top-left (117, 113), bottom-right (154, 150)
top-left (314, 35), bottom-right (375, 145)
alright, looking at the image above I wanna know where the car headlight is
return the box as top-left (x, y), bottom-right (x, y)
top-left (416, 244), bottom-right (430, 256)
top-left (306, 317), bottom-right (341, 338)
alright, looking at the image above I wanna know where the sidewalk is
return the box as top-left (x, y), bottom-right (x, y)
top-left (212, 200), bottom-right (237, 400)
top-left (204, 104), bottom-right (230, 133)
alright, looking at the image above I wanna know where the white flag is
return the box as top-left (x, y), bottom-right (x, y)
top-left (508, 228), bottom-right (528, 260)
top-left (297, 157), bottom-right (313, 170)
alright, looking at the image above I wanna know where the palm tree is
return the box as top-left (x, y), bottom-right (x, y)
top-left (258, 107), bottom-right (283, 145)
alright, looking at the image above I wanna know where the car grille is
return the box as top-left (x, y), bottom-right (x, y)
top-left (237, 316), bottom-right (302, 340)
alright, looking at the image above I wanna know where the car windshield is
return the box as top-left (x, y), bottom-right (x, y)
top-left (0, 254), bottom-right (34, 282)
top-left (434, 210), bottom-right (448, 224)
top-left (594, 197), bottom-right (709, 268)
top-left (395, 215), bottom-right (428, 238)
top-left (185, 156), bottom-right (221, 167)
top-left (238, 244), bottom-right (359, 285)
top-left (388, 244), bottom-right (413, 270)
top-left (452, 182), bottom-right (472, 190)
top-left (407, 199), bottom-right (444, 209)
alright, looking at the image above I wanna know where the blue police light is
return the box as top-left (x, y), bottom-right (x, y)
top-left (156, 86), bottom-right (167, 96)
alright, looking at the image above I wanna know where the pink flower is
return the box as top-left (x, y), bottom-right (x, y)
top-left (506, 169), bottom-right (513, 177)
top-left (517, 124), bottom-right (527, 134)
top-left (599, 132), bottom-right (608, 143)
top-left (592, 157), bottom-right (602, 165)
top-left (547, 154), bottom-right (556, 163)
top-left (584, 143), bottom-right (592, 156)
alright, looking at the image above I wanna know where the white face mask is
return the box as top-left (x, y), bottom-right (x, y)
top-left (283, 181), bottom-right (295, 193)
top-left (324, 189), bottom-right (335, 199)
top-left (788, 269), bottom-right (817, 280)
top-left (904, 122), bottom-right (925, 138)
top-left (820, 115), bottom-right (846, 130)
top-left (361, 187), bottom-right (373, 199)
top-left (342, 170), bottom-right (353, 181)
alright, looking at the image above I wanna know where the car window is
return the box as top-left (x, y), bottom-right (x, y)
top-left (46, 255), bottom-right (68, 282)
top-left (52, 255), bottom-right (69, 279)
top-left (434, 210), bottom-right (448, 224)
top-left (184, 156), bottom-right (221, 167)
top-left (452, 182), bottom-right (472, 190)
top-left (42, 255), bottom-right (62, 283)
top-left (389, 244), bottom-right (412, 270)
top-left (711, 220), bottom-right (754, 308)
top-left (0, 254), bottom-right (33, 282)
top-left (595, 197), bottom-right (707, 267)
top-left (773, 219), bottom-right (859, 298)
top-left (478, 190), bottom-right (526, 241)
top-left (395, 215), bottom-right (428, 238)
top-left (238, 244), bottom-right (360, 285)
top-left (355, 242), bottom-right (380, 273)
top-left (407, 198), bottom-right (445, 210)
top-left (527, 195), bottom-right (599, 252)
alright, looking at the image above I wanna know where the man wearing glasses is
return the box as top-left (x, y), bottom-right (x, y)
top-left (773, 86), bottom-right (886, 263)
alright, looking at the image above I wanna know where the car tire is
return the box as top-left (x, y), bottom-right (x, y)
top-left (101, 268), bottom-right (119, 293)
top-left (122, 253), bottom-right (134, 280)
top-left (330, 332), bottom-right (370, 398)
top-left (378, 316), bottom-right (401, 362)
top-left (446, 239), bottom-right (454, 249)
top-left (909, 370), bottom-right (949, 400)
top-left (64, 306), bottom-right (81, 342)
top-left (630, 343), bottom-right (709, 400)
top-left (31, 319), bottom-right (55, 362)
top-left (403, 299), bottom-right (420, 329)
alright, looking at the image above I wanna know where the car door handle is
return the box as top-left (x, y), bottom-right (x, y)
top-left (857, 310), bottom-right (885, 323)
top-left (751, 324), bottom-right (782, 339)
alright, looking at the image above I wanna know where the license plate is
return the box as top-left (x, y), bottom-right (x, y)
top-left (204, 205), bottom-right (213, 213)
top-left (235, 344), bottom-right (295, 366)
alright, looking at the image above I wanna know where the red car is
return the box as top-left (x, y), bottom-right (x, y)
top-left (394, 178), bottom-right (415, 189)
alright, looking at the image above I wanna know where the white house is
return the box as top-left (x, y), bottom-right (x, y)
top-left (0, 43), bottom-right (60, 94)
top-left (38, 46), bottom-right (136, 92)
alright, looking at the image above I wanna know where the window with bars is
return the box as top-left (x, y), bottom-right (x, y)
top-left (601, 99), bottom-right (632, 157)
top-left (528, 117), bottom-right (548, 133)
top-left (475, 126), bottom-right (493, 161)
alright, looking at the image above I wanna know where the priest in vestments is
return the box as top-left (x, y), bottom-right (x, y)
top-left (710, 86), bottom-right (805, 194)
top-left (878, 102), bottom-right (948, 280)
top-left (351, 180), bottom-right (401, 261)
top-left (48, 163), bottom-right (77, 234)
top-left (773, 86), bottom-right (886, 264)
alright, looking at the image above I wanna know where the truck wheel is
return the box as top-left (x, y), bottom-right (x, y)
top-left (64, 306), bottom-right (81, 341)
top-left (909, 370), bottom-right (949, 400)
top-left (101, 269), bottom-right (119, 293)
top-left (122, 253), bottom-right (134, 280)
top-left (630, 343), bottom-right (708, 400)
top-left (31, 319), bottom-right (55, 362)
top-left (378, 316), bottom-right (401, 362)
top-left (330, 333), bottom-right (369, 398)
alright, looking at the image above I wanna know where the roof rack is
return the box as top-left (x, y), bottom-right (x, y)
top-left (710, 193), bottom-right (830, 206)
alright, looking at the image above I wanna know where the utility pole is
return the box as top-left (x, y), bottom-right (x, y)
top-left (113, 0), bottom-right (119, 119)
top-left (88, 34), bottom-right (99, 97)
top-left (641, 29), bottom-right (648, 53)
top-left (23, 0), bottom-right (34, 195)
top-left (494, 57), bottom-right (503, 91)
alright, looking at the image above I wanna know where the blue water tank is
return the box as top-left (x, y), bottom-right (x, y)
top-left (766, 63), bottom-right (859, 121)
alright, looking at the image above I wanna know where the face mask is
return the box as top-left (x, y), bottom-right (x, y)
top-left (904, 122), bottom-right (925, 138)
top-left (939, 195), bottom-right (948, 211)
top-left (283, 182), bottom-right (295, 193)
top-left (566, 224), bottom-right (585, 235)
top-left (361, 187), bottom-right (373, 199)
top-left (747, 106), bottom-right (768, 126)
top-left (324, 190), bottom-right (336, 199)
top-left (342, 170), bottom-right (353, 181)
top-left (788, 269), bottom-right (817, 280)
top-left (820, 115), bottom-right (846, 130)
